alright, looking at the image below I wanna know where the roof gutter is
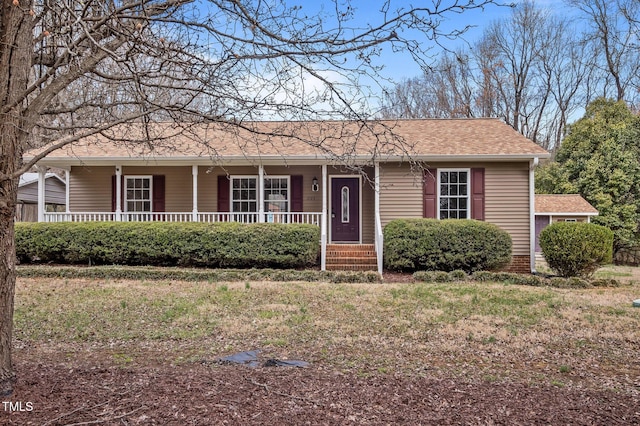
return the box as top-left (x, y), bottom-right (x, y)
top-left (29, 153), bottom-right (550, 167)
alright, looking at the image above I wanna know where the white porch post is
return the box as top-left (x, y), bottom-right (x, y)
top-left (115, 165), bottom-right (122, 221)
top-left (192, 165), bottom-right (199, 221)
top-left (37, 166), bottom-right (46, 222)
top-left (258, 165), bottom-right (265, 223)
top-left (321, 164), bottom-right (328, 271)
top-left (374, 162), bottom-right (383, 274)
top-left (65, 169), bottom-right (70, 214)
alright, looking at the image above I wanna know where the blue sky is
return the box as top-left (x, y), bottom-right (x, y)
top-left (192, 1), bottom-right (584, 117)
top-left (294, 0), bottom-right (515, 81)
top-left (285, 0), bottom-right (577, 82)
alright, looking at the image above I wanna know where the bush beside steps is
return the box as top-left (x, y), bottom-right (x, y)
top-left (384, 218), bottom-right (512, 273)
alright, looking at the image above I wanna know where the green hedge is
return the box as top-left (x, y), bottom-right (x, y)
top-left (17, 265), bottom-right (381, 283)
top-left (16, 222), bottom-right (320, 269)
top-left (412, 270), bottom-right (622, 288)
top-left (383, 219), bottom-right (512, 273)
top-left (539, 222), bottom-right (614, 278)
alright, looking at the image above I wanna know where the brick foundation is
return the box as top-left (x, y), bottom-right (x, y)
top-left (502, 255), bottom-right (531, 273)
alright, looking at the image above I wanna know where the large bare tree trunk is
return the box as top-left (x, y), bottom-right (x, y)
top-left (0, 0), bottom-right (34, 396)
top-left (0, 173), bottom-right (18, 397)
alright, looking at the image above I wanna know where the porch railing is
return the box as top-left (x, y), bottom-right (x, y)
top-left (44, 212), bottom-right (116, 222)
top-left (43, 211), bottom-right (322, 226)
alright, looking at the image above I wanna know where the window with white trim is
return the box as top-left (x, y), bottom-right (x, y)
top-left (264, 177), bottom-right (289, 213)
top-left (231, 176), bottom-right (291, 214)
top-left (231, 177), bottom-right (258, 212)
top-left (125, 176), bottom-right (152, 212)
top-left (439, 169), bottom-right (469, 219)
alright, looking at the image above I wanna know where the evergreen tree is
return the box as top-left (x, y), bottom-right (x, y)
top-left (536, 99), bottom-right (640, 251)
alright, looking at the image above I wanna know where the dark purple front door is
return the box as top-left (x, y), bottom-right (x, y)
top-left (535, 215), bottom-right (550, 252)
top-left (331, 177), bottom-right (360, 242)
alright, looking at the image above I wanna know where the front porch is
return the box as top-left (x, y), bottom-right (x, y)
top-left (32, 163), bottom-right (384, 273)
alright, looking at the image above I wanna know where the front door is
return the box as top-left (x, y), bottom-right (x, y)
top-left (535, 215), bottom-right (550, 252)
top-left (331, 177), bottom-right (360, 242)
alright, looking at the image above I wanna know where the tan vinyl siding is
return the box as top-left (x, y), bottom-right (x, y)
top-left (69, 166), bottom-right (113, 212)
top-left (484, 162), bottom-right (530, 255)
top-left (123, 166), bottom-right (192, 212)
top-left (197, 166), bottom-right (217, 212)
top-left (379, 163), bottom-right (423, 226)
top-left (379, 162), bottom-right (531, 256)
top-left (361, 167), bottom-right (375, 244)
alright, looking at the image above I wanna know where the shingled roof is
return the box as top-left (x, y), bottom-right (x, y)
top-left (31, 118), bottom-right (549, 165)
top-left (535, 194), bottom-right (598, 215)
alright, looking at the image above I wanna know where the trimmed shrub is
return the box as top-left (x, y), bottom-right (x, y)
top-left (15, 221), bottom-right (320, 269)
top-left (413, 270), bottom-right (468, 283)
top-left (448, 270), bottom-right (468, 281)
top-left (384, 219), bottom-right (512, 273)
top-left (470, 271), bottom-right (544, 286)
top-left (16, 265), bottom-right (382, 283)
top-left (539, 222), bottom-right (614, 278)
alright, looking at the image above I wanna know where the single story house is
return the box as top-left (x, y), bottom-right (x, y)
top-left (26, 119), bottom-right (550, 273)
top-left (534, 194), bottom-right (599, 252)
top-left (16, 172), bottom-right (66, 222)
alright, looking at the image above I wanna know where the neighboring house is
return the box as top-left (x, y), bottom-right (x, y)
top-left (534, 194), bottom-right (599, 252)
top-left (16, 172), bottom-right (66, 222)
top-left (26, 119), bottom-right (550, 273)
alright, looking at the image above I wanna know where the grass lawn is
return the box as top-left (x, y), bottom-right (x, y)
top-left (13, 274), bottom-right (640, 391)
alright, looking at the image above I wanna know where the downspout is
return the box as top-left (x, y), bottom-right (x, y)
top-left (529, 157), bottom-right (539, 273)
